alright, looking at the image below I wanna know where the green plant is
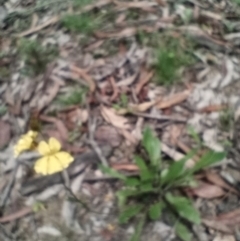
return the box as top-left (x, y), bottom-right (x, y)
top-left (154, 36), bottom-right (194, 86)
top-left (219, 108), bottom-right (234, 132)
top-left (102, 127), bottom-right (226, 241)
top-left (61, 13), bottom-right (99, 35)
top-left (18, 39), bottom-right (58, 76)
top-left (57, 87), bottom-right (87, 106)
top-left (112, 93), bottom-right (129, 110)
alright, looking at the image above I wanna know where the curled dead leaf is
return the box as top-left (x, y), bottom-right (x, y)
top-left (156, 89), bottom-right (191, 109)
top-left (187, 182), bottom-right (225, 199)
top-left (100, 106), bottom-right (130, 130)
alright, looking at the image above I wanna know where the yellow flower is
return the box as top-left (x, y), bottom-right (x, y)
top-left (34, 137), bottom-right (74, 175)
top-left (14, 130), bottom-right (38, 157)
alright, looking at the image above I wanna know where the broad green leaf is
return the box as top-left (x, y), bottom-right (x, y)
top-left (125, 178), bottom-right (140, 187)
top-left (100, 165), bottom-right (126, 180)
top-left (119, 204), bottom-right (144, 224)
top-left (129, 214), bottom-right (146, 241)
top-left (140, 183), bottom-right (155, 193)
top-left (116, 189), bottom-right (136, 207)
top-left (135, 156), bottom-right (153, 181)
top-left (175, 222), bottom-right (192, 241)
top-left (166, 193), bottom-right (200, 224)
top-left (148, 201), bottom-right (165, 220)
top-left (191, 151), bottom-right (226, 173)
top-left (161, 158), bottom-right (187, 185)
top-left (142, 127), bottom-right (161, 167)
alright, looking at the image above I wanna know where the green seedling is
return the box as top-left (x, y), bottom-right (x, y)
top-left (61, 13), bottom-right (99, 35)
top-left (18, 39), bottom-right (58, 76)
top-left (154, 36), bottom-right (194, 86)
top-left (102, 127), bottom-right (226, 241)
top-left (219, 108), bottom-right (234, 132)
top-left (113, 93), bottom-right (129, 110)
top-left (57, 87), bottom-right (87, 106)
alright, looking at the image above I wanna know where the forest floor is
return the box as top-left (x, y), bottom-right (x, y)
top-left (1, 0), bottom-right (240, 241)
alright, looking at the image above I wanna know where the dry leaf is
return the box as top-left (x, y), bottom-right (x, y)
top-left (111, 163), bottom-right (139, 171)
top-left (95, 27), bottom-right (137, 39)
top-left (100, 106), bottom-right (130, 130)
top-left (199, 104), bottom-right (227, 113)
top-left (202, 219), bottom-right (232, 233)
top-left (0, 207), bottom-right (32, 223)
top-left (0, 120), bottom-right (11, 149)
top-left (156, 90), bottom-right (191, 109)
top-left (188, 182), bottom-right (225, 199)
top-left (117, 73), bottom-right (138, 87)
top-left (114, 0), bottom-right (157, 12)
top-left (40, 115), bottom-right (68, 142)
top-left (70, 65), bottom-right (96, 92)
top-left (205, 171), bottom-right (240, 196)
top-left (129, 100), bottom-right (156, 112)
top-left (17, 16), bottom-right (59, 37)
top-left (213, 235), bottom-right (235, 241)
top-left (95, 125), bottom-right (122, 147)
top-left (135, 70), bottom-right (154, 94)
top-left (67, 108), bottom-right (89, 124)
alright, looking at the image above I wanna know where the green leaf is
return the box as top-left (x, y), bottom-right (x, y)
top-left (165, 193), bottom-right (200, 224)
top-left (148, 201), bottom-right (164, 220)
top-left (129, 214), bottom-right (146, 241)
top-left (187, 126), bottom-right (201, 146)
top-left (119, 204), bottom-right (144, 224)
top-left (140, 183), bottom-right (155, 192)
top-left (191, 151), bottom-right (226, 173)
top-left (125, 178), bottom-right (140, 187)
top-left (142, 127), bottom-right (161, 167)
top-left (135, 156), bottom-right (153, 181)
top-left (100, 165), bottom-right (126, 181)
top-left (175, 222), bottom-right (192, 241)
top-left (161, 158), bottom-right (187, 185)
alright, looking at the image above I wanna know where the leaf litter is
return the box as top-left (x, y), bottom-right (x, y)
top-left (1, 0), bottom-right (240, 240)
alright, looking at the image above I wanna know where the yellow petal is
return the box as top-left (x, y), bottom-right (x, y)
top-left (14, 136), bottom-right (33, 157)
top-left (54, 152), bottom-right (74, 168)
top-left (26, 130), bottom-right (38, 138)
top-left (49, 137), bottom-right (61, 153)
top-left (34, 156), bottom-right (50, 175)
top-left (34, 152), bottom-right (74, 175)
top-left (37, 140), bottom-right (51, 156)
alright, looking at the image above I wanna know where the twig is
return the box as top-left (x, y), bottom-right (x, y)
top-left (0, 223), bottom-right (16, 241)
top-left (0, 163), bottom-right (19, 208)
top-left (86, 103), bottom-right (109, 167)
top-left (132, 112), bottom-right (187, 122)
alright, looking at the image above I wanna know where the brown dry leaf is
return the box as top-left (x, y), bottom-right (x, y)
top-left (203, 209), bottom-right (240, 233)
top-left (0, 207), bottom-right (32, 223)
top-left (135, 70), bottom-right (154, 95)
top-left (213, 235), bottom-right (235, 241)
top-left (70, 65), bottom-right (96, 92)
top-left (117, 73), bottom-right (138, 87)
top-left (17, 16), bottom-right (59, 37)
top-left (109, 77), bottom-right (119, 101)
top-left (33, 80), bottom-right (62, 112)
top-left (111, 163), bottom-right (139, 171)
top-left (0, 120), bottom-right (11, 149)
top-left (40, 115), bottom-right (68, 141)
top-left (100, 106), bottom-right (130, 130)
top-left (95, 125), bottom-right (122, 147)
top-left (156, 89), bottom-right (191, 109)
top-left (205, 171), bottom-right (240, 196)
top-left (188, 182), bottom-right (225, 199)
top-left (114, 0), bottom-right (157, 12)
top-left (199, 104), bottom-right (227, 113)
top-left (202, 219), bottom-right (232, 233)
top-left (84, 40), bottom-right (104, 51)
top-left (129, 100), bottom-right (157, 112)
top-left (95, 27), bottom-right (137, 39)
top-left (67, 108), bottom-right (89, 124)
top-left (120, 129), bottom-right (138, 145)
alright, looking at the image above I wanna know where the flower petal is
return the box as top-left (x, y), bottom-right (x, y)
top-left (14, 136), bottom-right (34, 157)
top-left (54, 152), bottom-right (74, 168)
top-left (37, 140), bottom-right (51, 156)
top-left (49, 137), bottom-right (61, 153)
top-left (26, 130), bottom-right (38, 138)
top-left (34, 156), bottom-right (50, 175)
